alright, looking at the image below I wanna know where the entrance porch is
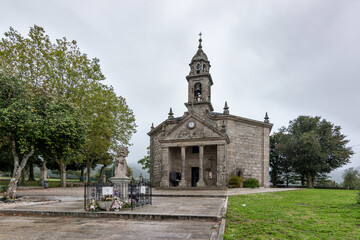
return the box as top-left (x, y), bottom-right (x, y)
top-left (160, 144), bottom-right (226, 188)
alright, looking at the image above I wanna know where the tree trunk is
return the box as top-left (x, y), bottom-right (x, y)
top-left (285, 173), bottom-right (289, 187)
top-left (20, 168), bottom-right (25, 186)
top-left (5, 141), bottom-right (35, 199)
top-left (59, 162), bottom-right (67, 188)
top-left (86, 160), bottom-right (92, 183)
top-left (99, 165), bottom-right (107, 183)
top-left (301, 174), bottom-right (305, 187)
top-left (28, 162), bottom-right (35, 181)
top-left (80, 167), bottom-right (84, 182)
top-left (311, 174), bottom-right (315, 188)
top-left (306, 173), bottom-right (313, 188)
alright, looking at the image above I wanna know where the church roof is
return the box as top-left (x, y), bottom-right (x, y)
top-left (191, 37), bottom-right (209, 63)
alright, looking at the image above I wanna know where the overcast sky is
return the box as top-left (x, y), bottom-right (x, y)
top-left (1, 0), bottom-right (359, 171)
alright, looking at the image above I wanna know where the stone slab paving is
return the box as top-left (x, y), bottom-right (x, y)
top-left (0, 215), bottom-right (220, 240)
top-left (1, 197), bottom-right (225, 221)
top-left (13, 186), bottom-right (297, 198)
top-left (0, 187), bottom-right (298, 239)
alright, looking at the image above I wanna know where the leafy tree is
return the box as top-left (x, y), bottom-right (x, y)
top-left (279, 116), bottom-right (353, 188)
top-left (82, 85), bottom-right (136, 182)
top-left (138, 146), bottom-right (150, 173)
top-left (0, 25), bottom-right (136, 185)
top-left (127, 166), bottom-right (133, 178)
top-left (0, 74), bottom-right (86, 198)
top-left (38, 97), bottom-right (87, 187)
top-left (342, 168), bottom-right (360, 190)
top-left (270, 132), bottom-right (300, 187)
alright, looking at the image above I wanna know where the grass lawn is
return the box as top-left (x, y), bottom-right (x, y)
top-left (224, 189), bottom-right (360, 240)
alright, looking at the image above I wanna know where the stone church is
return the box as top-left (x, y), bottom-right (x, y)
top-left (148, 37), bottom-right (273, 188)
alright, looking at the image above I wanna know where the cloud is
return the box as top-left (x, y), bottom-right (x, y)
top-left (1, 0), bottom-right (359, 169)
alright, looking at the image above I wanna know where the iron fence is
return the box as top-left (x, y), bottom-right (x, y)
top-left (84, 181), bottom-right (152, 210)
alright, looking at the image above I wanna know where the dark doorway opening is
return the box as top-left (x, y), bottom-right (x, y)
top-left (191, 167), bottom-right (199, 187)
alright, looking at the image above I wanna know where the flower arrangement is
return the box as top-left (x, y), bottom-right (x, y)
top-left (110, 196), bottom-right (123, 211)
top-left (123, 198), bottom-right (134, 208)
top-left (85, 199), bottom-right (100, 212)
top-left (101, 195), bottom-right (113, 201)
top-left (114, 189), bottom-right (120, 196)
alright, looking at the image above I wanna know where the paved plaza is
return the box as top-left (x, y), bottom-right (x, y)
top-left (0, 215), bottom-right (220, 240)
top-left (0, 187), bottom-right (297, 239)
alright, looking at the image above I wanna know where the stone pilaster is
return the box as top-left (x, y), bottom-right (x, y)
top-left (160, 147), bottom-right (169, 187)
top-left (179, 146), bottom-right (187, 187)
top-left (216, 144), bottom-right (226, 187)
top-left (197, 146), bottom-right (206, 187)
top-left (262, 128), bottom-right (270, 187)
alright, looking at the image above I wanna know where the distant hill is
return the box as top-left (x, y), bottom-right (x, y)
top-left (128, 162), bottom-right (149, 179)
top-left (329, 166), bottom-right (360, 183)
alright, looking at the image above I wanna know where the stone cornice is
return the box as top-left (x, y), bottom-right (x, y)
top-left (206, 112), bottom-right (273, 130)
top-left (186, 73), bottom-right (213, 85)
top-left (147, 115), bottom-right (185, 136)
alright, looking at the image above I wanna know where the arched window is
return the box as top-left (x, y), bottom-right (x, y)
top-left (195, 63), bottom-right (201, 74)
top-left (203, 64), bottom-right (206, 72)
top-left (194, 82), bottom-right (202, 101)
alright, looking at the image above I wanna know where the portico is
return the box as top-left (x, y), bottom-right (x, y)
top-left (159, 142), bottom-right (225, 188)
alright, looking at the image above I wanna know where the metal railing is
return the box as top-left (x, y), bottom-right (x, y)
top-left (84, 181), bottom-right (152, 210)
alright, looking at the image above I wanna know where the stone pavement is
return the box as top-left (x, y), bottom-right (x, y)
top-left (0, 215), bottom-right (220, 240)
top-left (0, 187), bottom-right (298, 239)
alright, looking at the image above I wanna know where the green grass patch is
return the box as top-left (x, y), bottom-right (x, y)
top-left (224, 189), bottom-right (360, 240)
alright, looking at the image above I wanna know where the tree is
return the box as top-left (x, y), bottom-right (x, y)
top-left (0, 25), bottom-right (136, 186)
top-left (342, 168), bottom-right (360, 190)
top-left (82, 84), bottom-right (136, 182)
top-left (0, 74), bottom-right (86, 198)
top-left (38, 97), bottom-right (87, 187)
top-left (279, 116), bottom-right (353, 188)
top-left (127, 166), bottom-right (133, 178)
top-left (138, 146), bottom-right (150, 173)
top-left (270, 132), bottom-right (299, 187)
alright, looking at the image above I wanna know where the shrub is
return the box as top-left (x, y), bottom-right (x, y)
top-left (228, 175), bottom-right (244, 188)
top-left (243, 178), bottom-right (260, 188)
top-left (1, 185), bottom-right (8, 193)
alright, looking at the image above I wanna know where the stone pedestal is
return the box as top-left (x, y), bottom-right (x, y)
top-left (39, 162), bottom-right (47, 186)
top-left (110, 177), bottom-right (130, 200)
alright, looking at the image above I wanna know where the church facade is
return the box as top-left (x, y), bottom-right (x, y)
top-left (148, 37), bottom-right (273, 188)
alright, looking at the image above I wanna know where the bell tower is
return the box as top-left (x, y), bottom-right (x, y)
top-left (185, 34), bottom-right (214, 114)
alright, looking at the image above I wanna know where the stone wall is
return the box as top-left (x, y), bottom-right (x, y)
top-left (224, 119), bottom-right (269, 187)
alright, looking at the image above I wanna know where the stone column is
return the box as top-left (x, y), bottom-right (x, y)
top-left (179, 146), bottom-right (187, 187)
top-left (197, 146), bottom-right (206, 187)
top-left (160, 147), bottom-right (169, 187)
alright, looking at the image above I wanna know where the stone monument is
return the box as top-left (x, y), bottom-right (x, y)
top-left (114, 146), bottom-right (129, 178)
top-left (110, 146), bottom-right (130, 199)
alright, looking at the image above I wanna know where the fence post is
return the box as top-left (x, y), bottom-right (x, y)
top-left (149, 181), bottom-right (152, 205)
